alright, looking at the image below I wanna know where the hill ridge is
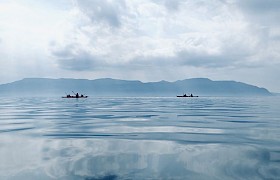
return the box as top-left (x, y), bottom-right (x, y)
top-left (0, 78), bottom-right (271, 96)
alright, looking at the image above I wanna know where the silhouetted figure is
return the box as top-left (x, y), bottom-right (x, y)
top-left (76, 93), bottom-right (79, 98)
top-left (190, 94), bottom-right (193, 97)
top-left (81, 94), bottom-right (84, 97)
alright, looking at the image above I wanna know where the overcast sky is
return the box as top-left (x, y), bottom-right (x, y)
top-left (0, 0), bottom-right (279, 92)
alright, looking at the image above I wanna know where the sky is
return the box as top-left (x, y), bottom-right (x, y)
top-left (0, 0), bottom-right (280, 92)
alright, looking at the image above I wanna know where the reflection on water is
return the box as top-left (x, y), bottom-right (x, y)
top-left (0, 97), bottom-right (280, 179)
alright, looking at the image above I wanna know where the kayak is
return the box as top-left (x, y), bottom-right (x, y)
top-left (177, 95), bottom-right (198, 97)
top-left (62, 96), bottom-right (88, 98)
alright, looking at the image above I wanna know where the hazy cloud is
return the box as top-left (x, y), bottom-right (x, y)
top-left (237, 0), bottom-right (280, 28)
top-left (238, 0), bottom-right (280, 13)
top-left (177, 51), bottom-right (236, 68)
top-left (75, 0), bottom-right (126, 28)
top-left (129, 47), bottom-right (251, 69)
top-left (50, 0), bottom-right (280, 74)
top-left (57, 54), bottom-right (100, 71)
top-left (51, 42), bottom-right (106, 71)
top-left (53, 0), bottom-right (259, 71)
top-left (152, 0), bottom-right (184, 11)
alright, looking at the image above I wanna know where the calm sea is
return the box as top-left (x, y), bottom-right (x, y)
top-left (0, 97), bottom-right (279, 180)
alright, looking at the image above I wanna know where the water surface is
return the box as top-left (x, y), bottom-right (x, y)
top-left (0, 97), bottom-right (279, 179)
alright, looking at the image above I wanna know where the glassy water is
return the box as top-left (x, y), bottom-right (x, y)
top-left (0, 97), bottom-right (279, 179)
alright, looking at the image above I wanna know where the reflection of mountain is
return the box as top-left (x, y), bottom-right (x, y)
top-left (0, 78), bottom-right (271, 96)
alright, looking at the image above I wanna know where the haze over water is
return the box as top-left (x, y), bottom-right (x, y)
top-left (0, 96), bottom-right (279, 179)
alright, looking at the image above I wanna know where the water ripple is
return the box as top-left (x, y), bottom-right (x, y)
top-left (0, 97), bottom-right (279, 179)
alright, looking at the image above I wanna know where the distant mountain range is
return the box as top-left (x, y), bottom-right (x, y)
top-left (0, 78), bottom-right (271, 96)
